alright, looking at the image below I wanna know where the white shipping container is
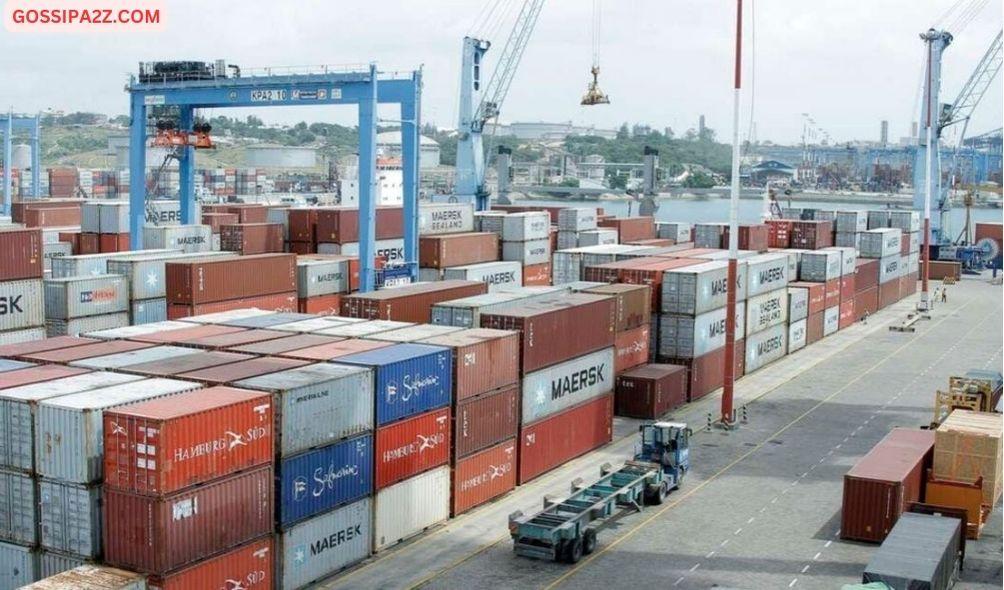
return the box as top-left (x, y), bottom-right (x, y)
top-left (277, 498), bottom-right (372, 589)
top-left (502, 212), bottom-right (550, 241)
top-left (235, 364), bottom-right (374, 457)
top-left (0, 279), bottom-right (44, 332)
top-left (38, 479), bottom-right (101, 558)
top-left (0, 372), bottom-right (142, 472)
top-left (835, 211), bottom-right (867, 232)
top-left (878, 254), bottom-right (902, 284)
top-left (576, 228), bottom-right (618, 247)
top-left (41, 227), bottom-right (79, 245)
top-left (317, 320), bottom-right (414, 339)
top-left (430, 287), bottom-right (566, 328)
top-left (267, 207), bottom-right (290, 240)
top-left (42, 242), bottom-right (72, 271)
top-left (83, 320), bottom-right (190, 340)
top-left (24, 564), bottom-right (145, 589)
top-left (502, 239), bottom-right (550, 266)
top-left (835, 232), bottom-right (861, 249)
top-left (661, 260), bottom-right (748, 315)
top-left (176, 308), bottom-right (275, 324)
top-left (907, 231), bottom-right (920, 254)
top-left (129, 298), bottom-right (167, 325)
top-left (658, 302), bottom-right (747, 359)
top-left (745, 253), bottom-right (789, 298)
top-left (321, 239), bottom-right (405, 263)
top-left (745, 289), bottom-right (789, 335)
top-left (35, 378), bottom-right (202, 483)
top-left (909, 252), bottom-right (919, 273)
top-left (81, 203), bottom-right (101, 233)
top-left (888, 210), bottom-right (920, 232)
top-left (557, 208), bottom-right (597, 232)
top-left (418, 202), bottom-right (475, 235)
top-left (556, 231), bottom-right (579, 251)
top-left (98, 203), bottom-right (130, 234)
top-left (443, 261), bottom-right (522, 293)
top-left (269, 316), bottom-right (364, 334)
top-left (860, 229), bottom-right (901, 259)
top-left (867, 210), bottom-right (890, 229)
top-left (823, 247), bottom-right (857, 276)
top-left (368, 324), bottom-right (464, 343)
top-left (474, 211), bottom-right (506, 234)
top-left (691, 250), bottom-right (758, 261)
top-left (51, 251), bottom-right (173, 279)
top-left (142, 224), bottom-right (213, 253)
top-left (43, 275), bottom-right (128, 320)
top-left (521, 347), bottom-right (615, 425)
top-left (0, 469), bottom-right (36, 545)
top-left (788, 318), bottom-right (807, 353)
top-left (107, 251), bottom-right (230, 300)
top-left (46, 313), bottom-right (130, 337)
top-left (297, 258), bottom-right (350, 298)
top-left (145, 200), bottom-right (200, 227)
top-left (70, 345), bottom-right (195, 370)
top-left (799, 251), bottom-right (842, 282)
top-left (823, 306), bottom-right (839, 336)
top-left (787, 287), bottom-right (809, 322)
top-left (656, 222), bottom-right (691, 243)
top-left (0, 541), bottom-right (35, 588)
top-left (745, 323), bottom-right (788, 373)
top-left (0, 327), bottom-right (46, 345)
top-left (373, 466), bottom-right (450, 552)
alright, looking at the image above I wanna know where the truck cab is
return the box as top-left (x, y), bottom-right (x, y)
top-left (636, 421), bottom-right (690, 496)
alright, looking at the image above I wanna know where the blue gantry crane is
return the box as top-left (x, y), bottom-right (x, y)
top-left (126, 61), bottom-right (423, 291)
top-left (0, 111), bottom-right (42, 216)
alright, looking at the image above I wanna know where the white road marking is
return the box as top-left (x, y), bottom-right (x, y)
top-left (706, 551), bottom-right (715, 558)
top-left (789, 578), bottom-right (798, 587)
top-left (835, 444), bottom-right (842, 449)
top-left (747, 517), bottom-right (755, 524)
top-left (720, 539), bottom-right (729, 547)
top-left (673, 576), bottom-right (685, 586)
top-left (800, 471), bottom-right (808, 478)
top-left (813, 552), bottom-right (821, 560)
top-left (771, 497), bottom-right (778, 504)
top-left (690, 563), bottom-right (700, 572)
top-left (734, 528), bottom-right (743, 535)
top-left (825, 540), bottom-right (832, 548)
top-left (801, 565), bottom-right (810, 573)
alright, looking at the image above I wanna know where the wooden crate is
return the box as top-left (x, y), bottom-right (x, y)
top-left (933, 409), bottom-right (1002, 507)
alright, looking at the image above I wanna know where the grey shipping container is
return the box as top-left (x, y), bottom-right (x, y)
top-left (82, 320), bottom-right (190, 340)
top-left (142, 224), bottom-right (213, 253)
top-left (746, 288), bottom-right (789, 335)
top-left (35, 378), bottom-right (202, 483)
top-left (693, 223), bottom-right (725, 248)
top-left (51, 250), bottom-right (175, 279)
top-left (0, 469), bottom-right (35, 545)
top-left (661, 260), bottom-right (748, 315)
top-left (888, 210), bottom-right (920, 233)
top-left (43, 275), bottom-right (128, 319)
top-left (0, 372), bottom-right (143, 472)
top-left (867, 210), bottom-right (891, 229)
top-left (269, 317), bottom-right (364, 334)
top-left (823, 246), bottom-right (857, 276)
top-left (788, 287), bottom-right (809, 322)
top-left (656, 222), bottom-right (691, 243)
top-left (0, 541), bottom-right (35, 589)
top-left (419, 203), bottom-right (475, 235)
top-left (443, 261), bottom-right (522, 293)
top-left (0, 280), bottom-right (44, 332)
top-left (502, 212), bottom-right (550, 241)
top-left (577, 229), bottom-right (618, 247)
top-left (557, 208), bottom-right (597, 232)
top-left (129, 298), bottom-right (167, 325)
top-left (474, 211), bottom-right (506, 234)
top-left (745, 323), bottom-right (787, 373)
top-left (316, 320), bottom-right (414, 339)
top-left (799, 251), bottom-right (842, 282)
top-left (234, 364), bottom-right (374, 457)
top-left (430, 287), bottom-right (566, 328)
top-left (81, 203), bottom-right (101, 233)
top-left (521, 347), bottom-right (615, 425)
top-left (69, 345), bottom-right (195, 370)
top-left (42, 243), bottom-right (72, 272)
top-left (745, 253), bottom-right (789, 298)
top-left (862, 512), bottom-right (961, 590)
top-left (369, 324), bottom-right (464, 343)
top-left (789, 318), bottom-right (807, 353)
top-left (556, 231), bottom-right (579, 251)
top-left (836, 211), bottom-right (868, 232)
top-left (106, 251), bottom-right (231, 300)
top-left (551, 245), bottom-right (652, 285)
top-left (906, 231), bottom-right (921, 254)
top-left (267, 207), bottom-right (290, 240)
top-left (277, 497), bottom-right (372, 590)
top-left (46, 313), bottom-right (130, 338)
top-left (373, 466), bottom-right (450, 552)
top-left (98, 203), bottom-right (130, 234)
top-left (0, 328), bottom-right (46, 346)
top-left (39, 479), bottom-right (101, 558)
top-left (860, 229), bottom-right (902, 259)
top-left (823, 306), bottom-right (839, 336)
top-left (835, 232), bottom-right (861, 249)
top-left (501, 239), bottom-right (550, 266)
top-left (38, 551), bottom-right (88, 580)
top-left (297, 259), bottom-right (350, 298)
top-left (26, 564), bottom-right (145, 589)
top-left (659, 302), bottom-right (746, 358)
top-left (0, 361), bottom-right (32, 373)
top-left (146, 199), bottom-right (199, 227)
top-left (178, 308), bottom-right (275, 324)
top-left (878, 254), bottom-right (902, 284)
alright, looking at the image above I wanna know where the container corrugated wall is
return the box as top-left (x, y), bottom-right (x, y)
top-left (147, 536), bottom-right (273, 590)
top-left (745, 288), bottom-right (788, 336)
top-left (43, 275), bottom-right (128, 319)
top-left (276, 434), bottom-right (372, 529)
top-left (455, 385), bottom-right (519, 458)
top-left (276, 497), bottom-right (372, 590)
top-left (130, 298), bottom-right (167, 325)
top-left (0, 469), bottom-right (35, 545)
top-left (38, 479), bottom-right (101, 558)
top-left (45, 313), bottom-right (130, 337)
top-left (375, 407), bottom-right (450, 489)
top-left (518, 395), bottom-right (613, 484)
top-left (0, 327), bottom-right (46, 346)
top-left (789, 318), bottom-right (807, 353)
top-left (452, 439), bottom-right (517, 516)
top-left (0, 280), bottom-right (44, 332)
top-left (658, 302), bottom-right (746, 358)
top-left (0, 540), bottom-right (36, 588)
top-left (419, 329), bottom-right (519, 402)
top-left (745, 323), bottom-right (788, 373)
top-left (38, 550), bottom-right (87, 579)
top-left (520, 346), bottom-right (615, 424)
top-left (661, 261), bottom-right (748, 315)
top-left (373, 466), bottom-right (450, 552)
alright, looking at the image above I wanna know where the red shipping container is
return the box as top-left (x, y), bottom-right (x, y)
top-left (104, 387), bottom-right (273, 495)
top-left (790, 220), bottom-right (833, 249)
top-left (624, 238), bottom-right (675, 248)
top-left (841, 429), bottom-right (934, 543)
top-left (824, 278), bottom-right (841, 309)
top-left (166, 253), bottom-right (296, 305)
top-left (147, 536), bottom-right (273, 590)
top-left (420, 329), bottom-right (518, 402)
top-left (99, 233), bottom-right (130, 253)
top-left (839, 275), bottom-right (856, 303)
top-left (177, 357), bottom-right (310, 385)
top-left (878, 280), bottom-right (900, 309)
top-left (597, 217), bottom-right (655, 242)
top-left (614, 325), bottom-right (650, 374)
top-left (287, 241), bottom-right (314, 255)
top-left (207, 204), bottom-right (268, 224)
top-left (805, 312), bottom-right (824, 344)
top-left (452, 438), bottom-right (517, 516)
top-left (167, 292), bottom-right (298, 320)
top-left (298, 294), bottom-right (342, 315)
top-left (659, 339), bottom-right (746, 401)
top-left (119, 351), bottom-right (253, 378)
top-left (723, 223), bottom-right (769, 253)
top-left (221, 224), bottom-right (284, 254)
top-left (454, 385), bottom-right (519, 458)
top-left (481, 294), bottom-right (615, 374)
top-left (79, 233), bottom-right (100, 254)
top-left (619, 258), bottom-right (702, 309)
top-left (58, 231), bottom-right (80, 254)
top-left (375, 406), bottom-right (451, 490)
top-left (419, 233), bottom-right (499, 268)
top-left (12, 199), bottom-right (80, 224)
top-left (0, 227), bottom-right (43, 280)
top-left (899, 274), bottom-right (914, 298)
top-left (615, 363), bottom-right (688, 419)
top-left (279, 338), bottom-right (391, 361)
top-left (287, 208), bottom-right (319, 242)
top-left (23, 206), bottom-right (81, 228)
top-left (181, 329), bottom-right (289, 350)
top-left (20, 340), bottom-right (153, 364)
top-left (767, 220), bottom-right (793, 248)
top-left (201, 212), bottom-right (240, 234)
top-left (226, 334), bottom-right (342, 356)
top-left (314, 207), bottom-right (404, 243)
top-left (0, 364), bottom-right (90, 389)
top-left (583, 256), bottom-right (654, 284)
top-left (855, 287), bottom-right (879, 320)
top-left (130, 324), bottom-right (245, 345)
top-left (838, 298), bottom-right (855, 330)
top-left (518, 394), bottom-right (613, 484)
top-left (103, 465), bottom-right (273, 574)
top-left (582, 283), bottom-right (651, 332)
top-left (855, 259), bottom-right (879, 292)
top-left (900, 231), bottom-right (911, 255)
top-left (0, 335), bottom-right (98, 359)
top-left (522, 262), bottom-right (551, 286)
top-left (341, 281), bottom-right (487, 323)
top-left (549, 226), bottom-right (558, 255)
top-left (789, 281), bottom-right (825, 315)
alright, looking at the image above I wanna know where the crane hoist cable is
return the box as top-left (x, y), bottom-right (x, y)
top-left (581, 0), bottom-right (610, 105)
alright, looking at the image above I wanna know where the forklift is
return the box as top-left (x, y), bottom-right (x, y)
top-left (509, 421), bottom-right (691, 564)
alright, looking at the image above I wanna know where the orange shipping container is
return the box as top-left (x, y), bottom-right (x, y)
top-left (452, 439), bottom-right (517, 516)
top-left (522, 262), bottom-right (551, 286)
top-left (166, 254), bottom-right (296, 305)
top-left (614, 325), bottom-right (650, 373)
top-left (104, 387), bottom-right (273, 495)
top-left (167, 292), bottom-right (298, 320)
top-left (375, 406), bottom-right (451, 490)
top-left (147, 536), bottom-right (273, 590)
top-left (419, 232), bottom-right (499, 268)
top-left (838, 298), bottom-right (855, 330)
top-left (99, 233), bottom-right (130, 253)
top-left (78, 233), bottom-right (100, 254)
top-left (298, 294), bottom-right (342, 315)
top-left (419, 328), bottom-right (519, 402)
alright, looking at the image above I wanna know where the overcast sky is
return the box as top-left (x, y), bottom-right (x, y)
top-left (1, 0), bottom-right (1000, 144)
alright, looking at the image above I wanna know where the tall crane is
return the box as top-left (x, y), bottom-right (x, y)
top-left (455, 0), bottom-right (546, 211)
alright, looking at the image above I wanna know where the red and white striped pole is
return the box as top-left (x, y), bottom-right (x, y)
top-left (722, 0), bottom-right (743, 426)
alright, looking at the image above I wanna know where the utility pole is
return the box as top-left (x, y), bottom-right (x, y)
top-left (722, 0), bottom-right (743, 426)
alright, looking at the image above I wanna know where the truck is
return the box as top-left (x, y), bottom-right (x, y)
top-left (508, 421), bottom-right (690, 563)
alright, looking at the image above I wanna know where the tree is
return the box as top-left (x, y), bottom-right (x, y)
top-left (616, 123), bottom-right (630, 140)
top-left (683, 170), bottom-right (716, 188)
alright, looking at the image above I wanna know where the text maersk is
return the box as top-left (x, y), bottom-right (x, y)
top-left (757, 334), bottom-right (784, 356)
top-left (551, 363), bottom-right (606, 401)
top-left (308, 523), bottom-right (365, 556)
top-left (427, 210), bottom-right (467, 232)
top-left (0, 296), bottom-right (24, 315)
top-left (757, 267), bottom-right (784, 286)
top-left (483, 271), bottom-right (517, 286)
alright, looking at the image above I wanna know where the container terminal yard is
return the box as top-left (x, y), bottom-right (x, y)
top-left (0, 1), bottom-right (1002, 589)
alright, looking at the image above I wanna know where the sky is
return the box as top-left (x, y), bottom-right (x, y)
top-left (0, 0), bottom-right (1000, 145)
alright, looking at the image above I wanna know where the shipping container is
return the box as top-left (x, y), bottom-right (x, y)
top-left (658, 339), bottom-right (745, 401)
top-left (839, 298), bottom-right (855, 329)
top-left (933, 409), bottom-right (1002, 507)
top-left (558, 208), bottom-right (597, 232)
top-left (37, 551), bottom-right (88, 580)
top-left (36, 378), bottom-right (202, 483)
top-left (228, 333), bottom-right (341, 356)
top-left (614, 324), bottom-right (650, 373)
top-left (0, 469), bottom-right (35, 544)
top-left (0, 360), bottom-right (32, 373)
top-left (860, 229), bottom-right (902, 259)
top-left (179, 308), bottom-right (275, 325)
top-left (0, 541), bottom-right (35, 588)
top-left (341, 280), bottom-right (487, 323)
top-left (519, 394), bottom-right (613, 484)
top-left (0, 228), bottom-right (43, 282)
top-left (0, 327), bottom-right (47, 345)
top-left (0, 365), bottom-right (90, 390)
top-left (0, 335), bottom-right (99, 359)
top-left (18, 339), bottom-right (153, 364)
top-left (834, 231), bottom-right (860, 249)
top-left (298, 294), bottom-right (342, 315)
top-left (788, 318), bottom-right (807, 353)
top-left (661, 260), bottom-right (748, 315)
top-left (522, 261), bottom-right (551, 286)
top-left (83, 321), bottom-right (191, 341)
top-left (580, 284), bottom-right (650, 332)
top-left (877, 254), bottom-right (901, 284)
top-left (38, 478), bottom-right (100, 557)
top-left (0, 280), bottom-right (44, 332)
top-left (743, 253), bottom-right (789, 298)
top-left (127, 323), bottom-right (243, 344)
top-left (430, 287), bottom-right (566, 328)
top-left (318, 239), bottom-right (405, 264)
top-left (220, 223), bottom-right (284, 254)
top-left (658, 302), bottom-right (746, 359)
top-left (823, 305), bottom-right (839, 336)
top-left (42, 242), bottom-right (72, 272)
top-left (745, 323), bottom-right (787, 373)
top-left (373, 466), bottom-right (450, 552)
top-left (878, 280), bottom-right (901, 309)
top-left (419, 233), bottom-right (499, 269)
top-left (790, 220), bottom-right (833, 249)
top-left (103, 386), bottom-right (272, 495)
top-left (418, 202), bottom-right (475, 235)
top-left (453, 385), bottom-right (518, 459)
top-left (598, 217), bottom-right (655, 242)
top-left (107, 251), bottom-right (232, 300)
top-left (502, 212), bottom-right (550, 242)
top-left (442, 261), bottom-right (522, 293)
top-left (787, 287), bottom-right (808, 322)
top-left (521, 347), bottom-right (615, 425)
top-left (841, 428), bottom-right (934, 543)
top-left (861, 512), bottom-right (961, 590)
top-left (46, 313), bottom-right (130, 338)
top-left (338, 343), bottom-right (452, 427)
top-left (452, 439), bottom-right (517, 516)
top-left (297, 258), bottom-right (350, 298)
top-left (368, 324), bottom-right (464, 344)
top-left (805, 312), bottom-right (824, 345)
top-left (50, 250), bottom-right (176, 279)
top-left (70, 345), bottom-right (196, 370)
top-left (268, 316), bottom-right (364, 334)
top-left (167, 292), bottom-right (299, 320)
top-left (103, 465), bottom-right (273, 575)
top-left (314, 207), bottom-right (403, 243)
top-left (44, 275), bottom-right (128, 319)
top-left (130, 298), bottom-right (167, 325)
top-left (276, 434), bottom-right (372, 529)
top-left (655, 222), bottom-right (691, 243)
top-left (279, 339), bottom-right (392, 362)
top-left (178, 328), bottom-right (288, 350)
top-left (789, 281), bottom-right (825, 316)
top-left (375, 406), bottom-right (450, 489)
top-left (745, 289), bottom-right (789, 335)
top-left (167, 254), bottom-right (296, 305)
top-left (799, 251), bottom-right (842, 282)
top-left (856, 287), bottom-right (879, 319)
top-left (317, 320), bottom-right (415, 339)
top-left (275, 498), bottom-right (371, 590)
top-left (142, 225), bottom-right (213, 253)
top-left (836, 211), bottom-right (868, 233)
top-left (722, 223), bottom-right (769, 252)
top-left (615, 364), bottom-right (687, 419)
top-left (501, 239), bottom-right (550, 266)
top-left (235, 363), bottom-right (374, 457)
top-left (147, 536), bottom-right (273, 590)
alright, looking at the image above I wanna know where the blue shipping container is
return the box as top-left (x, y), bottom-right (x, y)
top-left (337, 343), bottom-right (453, 426)
top-left (277, 434), bottom-right (373, 529)
top-left (0, 360), bottom-right (33, 373)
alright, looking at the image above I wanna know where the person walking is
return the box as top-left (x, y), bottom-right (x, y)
top-left (941, 287), bottom-right (947, 303)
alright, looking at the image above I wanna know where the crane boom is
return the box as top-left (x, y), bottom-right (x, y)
top-left (475, 0), bottom-right (546, 129)
top-left (941, 29), bottom-right (1003, 145)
